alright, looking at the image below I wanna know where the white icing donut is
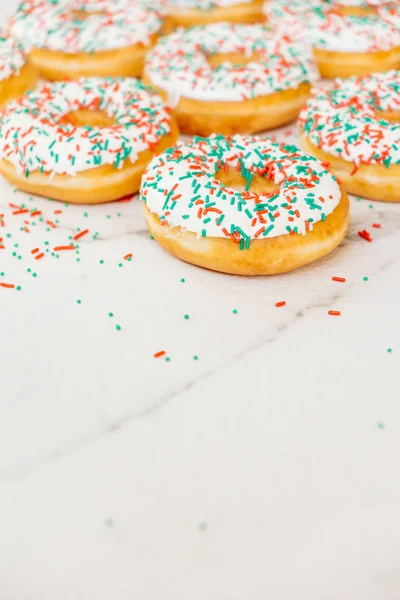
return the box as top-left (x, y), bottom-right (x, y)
top-left (300, 70), bottom-right (400, 167)
top-left (264, 1), bottom-right (400, 53)
top-left (0, 32), bottom-right (26, 82)
top-left (0, 77), bottom-right (173, 177)
top-left (141, 135), bottom-right (342, 241)
top-left (9, 0), bottom-right (165, 54)
top-left (144, 22), bottom-right (317, 106)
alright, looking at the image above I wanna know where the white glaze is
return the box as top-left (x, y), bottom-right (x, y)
top-left (141, 135), bottom-right (342, 240)
top-left (0, 77), bottom-right (172, 176)
top-left (300, 70), bottom-right (400, 166)
top-left (145, 23), bottom-right (317, 105)
top-left (9, 0), bottom-right (164, 53)
top-left (0, 31), bottom-right (25, 81)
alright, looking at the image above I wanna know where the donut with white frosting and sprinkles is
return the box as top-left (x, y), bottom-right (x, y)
top-left (163, 0), bottom-right (264, 33)
top-left (264, 1), bottom-right (400, 77)
top-left (0, 32), bottom-right (37, 108)
top-left (141, 135), bottom-right (349, 275)
top-left (9, 0), bottom-right (166, 80)
top-left (0, 77), bottom-right (178, 204)
top-left (143, 23), bottom-right (317, 136)
top-left (300, 70), bottom-right (400, 202)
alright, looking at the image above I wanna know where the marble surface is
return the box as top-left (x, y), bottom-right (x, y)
top-left (2, 2), bottom-right (400, 599)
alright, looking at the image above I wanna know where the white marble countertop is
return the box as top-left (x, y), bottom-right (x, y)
top-left (1, 2), bottom-right (400, 599)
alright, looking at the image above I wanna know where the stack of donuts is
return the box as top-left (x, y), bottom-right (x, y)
top-left (0, 0), bottom-right (399, 275)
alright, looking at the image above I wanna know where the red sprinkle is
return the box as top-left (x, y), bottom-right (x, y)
top-left (275, 301), bottom-right (286, 308)
top-left (53, 245), bottom-right (75, 251)
top-left (358, 230), bottom-right (372, 242)
top-left (372, 223), bottom-right (381, 228)
top-left (332, 276), bottom-right (346, 283)
top-left (328, 310), bottom-right (341, 316)
top-left (73, 229), bottom-right (89, 241)
top-left (154, 350), bottom-right (166, 358)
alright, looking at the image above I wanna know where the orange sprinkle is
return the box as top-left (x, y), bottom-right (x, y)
top-left (46, 220), bottom-right (57, 228)
top-left (332, 276), bottom-right (346, 283)
top-left (31, 247), bottom-right (39, 254)
top-left (53, 209), bottom-right (62, 214)
top-left (53, 245), bottom-right (75, 251)
top-left (0, 245), bottom-right (5, 250)
top-left (275, 301), bottom-right (286, 308)
top-left (124, 253), bottom-right (133, 260)
top-left (328, 310), bottom-right (341, 316)
top-left (35, 252), bottom-right (45, 260)
top-left (12, 209), bottom-right (29, 215)
top-left (73, 229), bottom-right (89, 241)
top-left (0, 282), bottom-right (15, 289)
top-left (154, 350), bottom-right (166, 358)
top-left (30, 210), bottom-right (42, 217)
top-left (372, 223), bottom-right (381, 228)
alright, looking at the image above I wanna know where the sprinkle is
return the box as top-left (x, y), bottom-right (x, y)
top-left (73, 229), bottom-right (89, 241)
top-left (154, 350), bottom-right (166, 358)
top-left (358, 230), bottom-right (372, 242)
top-left (184, 314), bottom-right (189, 320)
top-left (387, 348), bottom-right (393, 353)
top-left (332, 276), bottom-right (346, 282)
top-left (0, 282), bottom-right (15, 289)
top-left (328, 310), bottom-right (341, 316)
top-left (115, 324), bottom-right (121, 331)
top-left (124, 253), bottom-right (132, 261)
top-left (76, 299), bottom-right (81, 304)
top-left (275, 301), bottom-right (286, 307)
top-left (35, 252), bottom-right (45, 260)
top-left (232, 309), bottom-right (238, 314)
top-left (372, 223), bottom-right (381, 228)
top-left (363, 276), bottom-right (369, 281)
top-left (180, 278), bottom-right (185, 283)
top-left (53, 245), bottom-right (75, 251)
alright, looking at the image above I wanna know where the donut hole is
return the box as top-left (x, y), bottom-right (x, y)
top-left (207, 51), bottom-right (262, 68)
top-left (214, 167), bottom-right (279, 194)
top-left (59, 109), bottom-right (116, 128)
top-left (71, 10), bottom-right (105, 21)
top-left (376, 109), bottom-right (400, 124)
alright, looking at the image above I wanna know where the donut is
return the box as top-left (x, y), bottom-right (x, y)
top-left (264, 1), bottom-right (400, 77)
top-left (141, 135), bottom-right (349, 275)
top-left (9, 0), bottom-right (165, 80)
top-left (143, 23), bottom-right (317, 136)
top-left (163, 0), bottom-right (263, 32)
top-left (300, 70), bottom-right (400, 202)
top-left (0, 77), bottom-right (179, 204)
top-left (0, 33), bottom-right (37, 108)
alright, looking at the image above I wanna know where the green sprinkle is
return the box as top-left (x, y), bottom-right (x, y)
top-left (363, 276), bottom-right (369, 281)
top-left (16, 286), bottom-right (21, 291)
top-left (77, 299), bottom-right (81, 304)
top-left (232, 309), bottom-right (238, 314)
top-left (377, 422), bottom-right (385, 429)
top-left (180, 278), bottom-right (185, 283)
top-left (193, 355), bottom-right (198, 360)
top-left (115, 324), bottom-right (121, 331)
top-left (99, 259), bottom-right (104, 264)
top-left (387, 348), bottom-right (393, 353)
top-left (184, 314), bottom-right (189, 320)
top-left (108, 312), bottom-right (113, 317)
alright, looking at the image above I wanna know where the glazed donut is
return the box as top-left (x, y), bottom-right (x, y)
top-left (0, 77), bottom-right (178, 204)
top-left (300, 70), bottom-right (400, 202)
top-left (143, 23), bottom-right (316, 136)
top-left (264, 1), bottom-right (400, 77)
top-left (163, 0), bottom-right (263, 33)
top-left (0, 33), bottom-right (37, 108)
top-left (141, 135), bottom-right (349, 275)
top-left (9, 0), bottom-right (165, 80)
